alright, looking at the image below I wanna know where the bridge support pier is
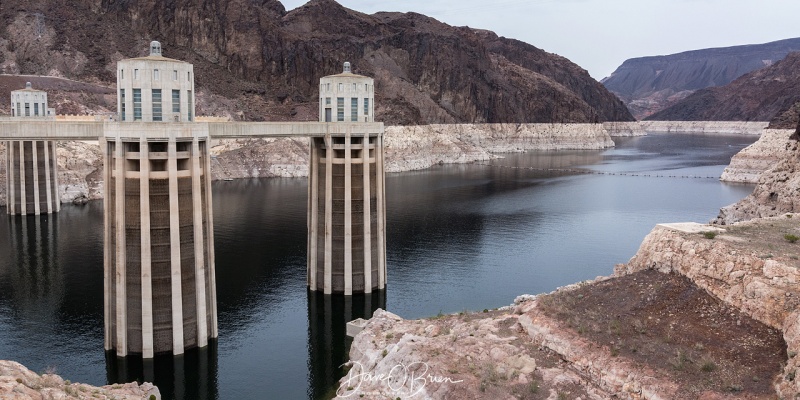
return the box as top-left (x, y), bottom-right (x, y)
top-left (6, 140), bottom-right (60, 215)
top-left (103, 125), bottom-right (217, 358)
top-left (307, 131), bottom-right (386, 295)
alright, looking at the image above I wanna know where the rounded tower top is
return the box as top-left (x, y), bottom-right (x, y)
top-left (318, 61), bottom-right (375, 123)
top-left (25, 82), bottom-right (32, 89)
top-left (150, 41), bottom-right (162, 57)
top-left (117, 40), bottom-right (195, 122)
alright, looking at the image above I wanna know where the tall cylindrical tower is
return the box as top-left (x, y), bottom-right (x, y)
top-left (308, 62), bottom-right (386, 295)
top-left (6, 82), bottom-right (59, 215)
top-left (104, 41), bottom-right (217, 358)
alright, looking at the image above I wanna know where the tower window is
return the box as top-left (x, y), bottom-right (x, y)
top-left (120, 89), bottom-right (126, 121)
top-left (16, 103), bottom-right (20, 117)
top-left (352, 83), bottom-right (357, 92)
top-left (133, 89), bottom-right (142, 121)
top-left (172, 89), bottom-right (180, 113)
top-left (24, 103), bottom-right (29, 116)
top-left (187, 90), bottom-right (193, 121)
top-left (364, 98), bottom-right (369, 117)
top-left (34, 103), bottom-right (39, 116)
top-left (351, 98), bottom-right (358, 122)
top-left (154, 69), bottom-right (160, 80)
top-left (173, 70), bottom-right (178, 80)
top-left (120, 69), bottom-right (124, 80)
top-left (338, 83), bottom-right (343, 91)
top-left (152, 89), bottom-right (162, 121)
top-left (326, 97), bottom-right (331, 106)
top-left (337, 98), bottom-right (344, 121)
top-left (134, 69), bottom-right (139, 80)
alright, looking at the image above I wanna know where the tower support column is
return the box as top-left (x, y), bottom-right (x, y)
top-left (5, 140), bottom-right (59, 215)
top-left (308, 128), bottom-right (386, 294)
top-left (104, 123), bottom-right (217, 358)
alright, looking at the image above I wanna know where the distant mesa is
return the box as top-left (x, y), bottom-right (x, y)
top-left (646, 51), bottom-right (800, 129)
top-left (603, 37), bottom-right (800, 120)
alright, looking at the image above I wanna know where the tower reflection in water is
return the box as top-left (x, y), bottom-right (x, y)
top-left (105, 342), bottom-right (218, 400)
top-left (7, 215), bottom-right (62, 326)
top-left (308, 290), bottom-right (386, 399)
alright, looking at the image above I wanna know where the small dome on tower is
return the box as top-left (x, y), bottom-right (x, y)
top-left (25, 82), bottom-right (32, 89)
top-left (343, 62), bottom-right (351, 74)
top-left (150, 41), bottom-right (162, 57)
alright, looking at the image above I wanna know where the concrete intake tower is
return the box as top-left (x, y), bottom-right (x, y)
top-left (6, 82), bottom-right (59, 215)
top-left (104, 41), bottom-right (217, 358)
top-left (308, 62), bottom-right (387, 295)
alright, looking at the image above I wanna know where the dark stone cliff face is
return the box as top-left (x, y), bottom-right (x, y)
top-left (646, 52), bottom-right (800, 127)
top-left (0, 0), bottom-right (633, 124)
top-left (603, 38), bottom-right (800, 120)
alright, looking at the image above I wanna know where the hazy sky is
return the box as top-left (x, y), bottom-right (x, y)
top-left (279, 0), bottom-right (800, 80)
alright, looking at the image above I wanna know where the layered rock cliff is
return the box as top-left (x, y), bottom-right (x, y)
top-left (602, 38), bottom-right (800, 119)
top-left (0, 360), bottom-right (160, 399)
top-left (720, 129), bottom-right (795, 183)
top-left (647, 52), bottom-right (800, 125)
top-left (714, 133), bottom-right (800, 224)
top-left (0, 0), bottom-right (632, 125)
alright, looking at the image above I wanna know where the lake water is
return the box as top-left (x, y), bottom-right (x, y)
top-left (0, 133), bottom-right (757, 399)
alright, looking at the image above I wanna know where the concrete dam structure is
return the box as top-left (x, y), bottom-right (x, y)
top-left (0, 42), bottom-right (387, 358)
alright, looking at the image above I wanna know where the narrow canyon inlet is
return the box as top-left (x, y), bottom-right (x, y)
top-left (0, 133), bottom-right (757, 399)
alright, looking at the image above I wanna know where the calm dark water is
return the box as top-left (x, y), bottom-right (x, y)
top-left (0, 133), bottom-right (757, 399)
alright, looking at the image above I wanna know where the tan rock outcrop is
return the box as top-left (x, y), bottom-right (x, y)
top-left (618, 222), bottom-right (800, 398)
top-left (720, 129), bottom-right (795, 183)
top-left (0, 360), bottom-right (160, 400)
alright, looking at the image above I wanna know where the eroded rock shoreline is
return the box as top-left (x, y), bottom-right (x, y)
top-left (337, 126), bottom-right (800, 399)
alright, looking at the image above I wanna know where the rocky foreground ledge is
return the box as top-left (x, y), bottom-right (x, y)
top-left (0, 360), bottom-right (160, 399)
top-left (339, 217), bottom-right (800, 399)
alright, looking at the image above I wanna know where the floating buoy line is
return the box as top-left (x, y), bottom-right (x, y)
top-left (473, 162), bottom-right (720, 180)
